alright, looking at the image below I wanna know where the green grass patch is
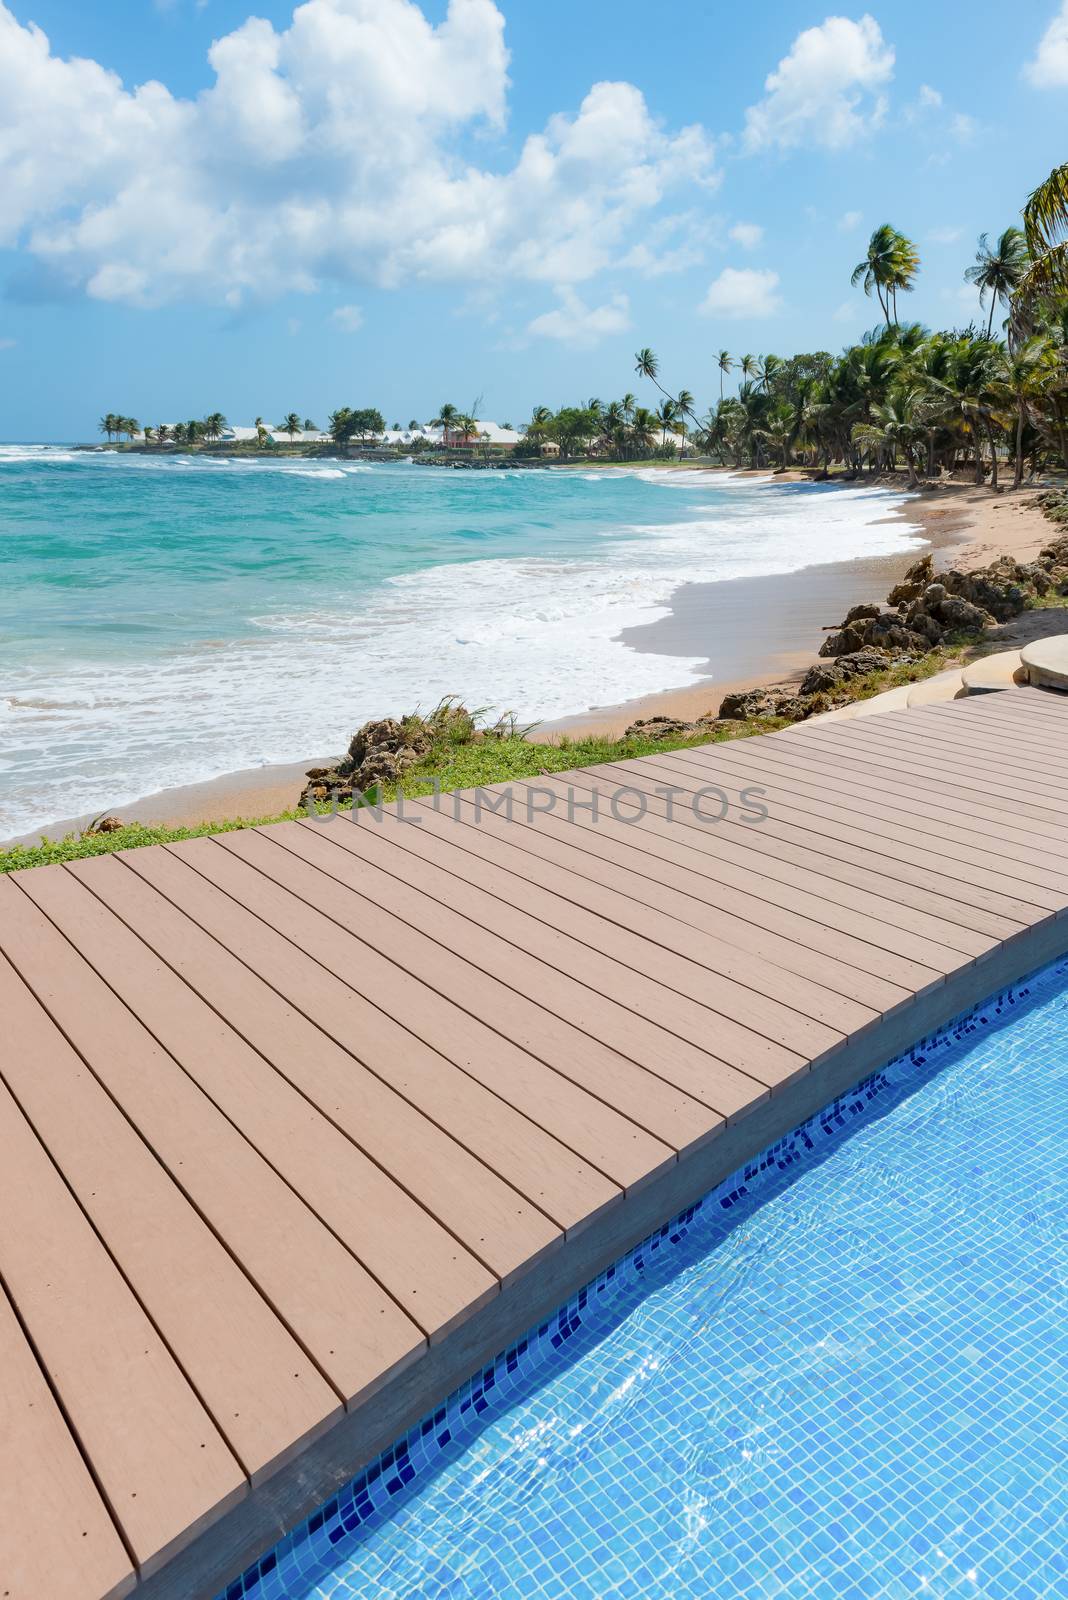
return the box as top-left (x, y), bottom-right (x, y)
top-left (0, 721), bottom-right (790, 876)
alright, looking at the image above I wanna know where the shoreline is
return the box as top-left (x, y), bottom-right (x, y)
top-left (4, 478), bottom-right (1056, 848)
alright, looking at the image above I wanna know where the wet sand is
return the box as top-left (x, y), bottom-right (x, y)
top-left (6, 479), bottom-right (1056, 846)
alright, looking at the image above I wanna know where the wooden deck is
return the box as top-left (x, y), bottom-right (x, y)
top-left (3, 689), bottom-right (1068, 1600)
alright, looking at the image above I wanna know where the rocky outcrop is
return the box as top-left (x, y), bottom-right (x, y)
top-left (300, 702), bottom-right (475, 809)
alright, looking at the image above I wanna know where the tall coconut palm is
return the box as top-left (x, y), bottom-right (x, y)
top-left (717, 350), bottom-right (734, 401)
top-left (202, 412), bottom-right (226, 443)
top-left (431, 402), bottom-right (459, 445)
top-left (739, 353), bottom-right (758, 382)
top-left (888, 229), bottom-right (921, 323)
top-left (852, 389), bottom-right (929, 487)
top-left (98, 413), bottom-right (118, 442)
top-left (629, 407), bottom-right (657, 454)
top-left (303, 418), bottom-right (317, 432)
top-left (965, 228), bottom-right (1029, 338)
top-left (282, 411), bottom-right (301, 441)
top-left (852, 225), bottom-right (899, 323)
top-left (155, 423), bottom-right (169, 448)
top-left (654, 399), bottom-right (678, 448)
top-left (852, 225), bottom-right (918, 325)
top-left (620, 392), bottom-right (636, 423)
top-left (1015, 161), bottom-right (1068, 328)
top-left (992, 336), bottom-right (1056, 489)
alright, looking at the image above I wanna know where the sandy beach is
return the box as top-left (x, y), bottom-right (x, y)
top-left (7, 476), bottom-right (1057, 847)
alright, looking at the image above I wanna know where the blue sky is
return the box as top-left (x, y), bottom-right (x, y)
top-left (1, 0), bottom-right (1065, 440)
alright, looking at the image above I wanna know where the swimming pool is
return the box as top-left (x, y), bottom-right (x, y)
top-left (224, 959), bottom-right (1068, 1600)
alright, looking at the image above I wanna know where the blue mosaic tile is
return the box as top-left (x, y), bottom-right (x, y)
top-left (220, 955), bottom-right (1068, 1600)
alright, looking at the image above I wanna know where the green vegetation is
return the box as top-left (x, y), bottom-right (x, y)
top-left (520, 162), bottom-right (1068, 480)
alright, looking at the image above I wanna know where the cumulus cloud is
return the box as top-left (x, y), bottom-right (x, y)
top-left (728, 221), bottom-right (764, 249)
top-left (332, 304), bottom-right (364, 331)
top-left (0, 0), bottom-right (718, 308)
top-left (526, 287), bottom-right (630, 347)
top-left (837, 209), bottom-right (863, 232)
top-left (743, 14), bottom-right (894, 152)
top-left (1024, 3), bottom-right (1068, 86)
top-left (699, 267), bottom-right (782, 319)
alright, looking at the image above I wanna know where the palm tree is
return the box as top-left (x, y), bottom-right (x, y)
top-left (629, 406), bottom-right (657, 455)
top-left (98, 413), bottom-right (118, 442)
top-left (431, 403), bottom-right (459, 445)
top-left (655, 399), bottom-right (678, 448)
top-left (675, 389), bottom-right (695, 455)
top-left (717, 351), bottom-right (734, 402)
top-left (992, 337), bottom-right (1055, 489)
top-left (155, 423), bottom-right (169, 448)
top-left (526, 405), bottom-right (553, 445)
top-left (122, 417), bottom-right (140, 441)
top-left (202, 413), bottom-right (226, 443)
top-left (756, 405), bottom-right (794, 472)
top-left (620, 392), bottom-right (636, 423)
top-left (283, 412), bottom-right (302, 441)
top-left (888, 229), bottom-right (920, 323)
top-left (852, 389), bottom-right (929, 487)
top-left (739, 353), bottom-right (758, 382)
top-left (852, 225), bottom-right (899, 324)
top-left (1015, 161), bottom-right (1068, 331)
top-left (303, 418), bottom-right (317, 432)
top-left (966, 229), bottom-right (1029, 338)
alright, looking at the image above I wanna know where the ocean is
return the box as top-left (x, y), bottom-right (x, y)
top-left (0, 448), bottom-right (922, 839)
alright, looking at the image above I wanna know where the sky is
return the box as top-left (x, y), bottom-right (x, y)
top-left (0, 0), bottom-right (1066, 440)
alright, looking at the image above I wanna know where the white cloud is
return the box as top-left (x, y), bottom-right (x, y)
top-left (0, 0), bottom-right (718, 308)
top-left (743, 14), bottom-right (894, 152)
top-left (832, 300), bottom-right (856, 323)
top-left (917, 83), bottom-right (942, 108)
top-left (332, 304), bottom-right (364, 331)
top-left (929, 226), bottom-right (962, 244)
top-left (950, 112), bottom-right (977, 142)
top-left (699, 267), bottom-right (782, 319)
top-left (837, 209), bottom-right (863, 232)
top-left (728, 221), bottom-right (764, 249)
top-left (0, 336), bottom-right (15, 350)
top-left (526, 287), bottom-right (630, 348)
top-left (1024, 2), bottom-right (1068, 86)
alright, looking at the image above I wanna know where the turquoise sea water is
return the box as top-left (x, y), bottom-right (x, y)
top-left (232, 959), bottom-right (1068, 1600)
top-left (0, 448), bottom-right (919, 837)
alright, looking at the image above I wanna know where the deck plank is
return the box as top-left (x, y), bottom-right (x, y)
top-left (662, 740), bottom-right (1062, 923)
top-left (119, 838), bottom-right (677, 1193)
top-left (414, 788), bottom-right (915, 1017)
top-left (10, 865), bottom-right (485, 1348)
top-left (0, 875), bottom-right (426, 1407)
top-left (73, 850), bottom-right (570, 1275)
top-left (277, 816), bottom-right (842, 1069)
top-left (651, 740), bottom-right (1068, 902)
top-left (628, 748), bottom-right (1046, 941)
top-left (0, 1072), bottom-right (247, 1577)
top-left (0, 1280), bottom-right (136, 1600)
top-left (0, 949), bottom-right (343, 1486)
top-left (223, 824), bottom-right (807, 1094)
top-left (563, 764), bottom-right (986, 971)
top-left (172, 830), bottom-right (737, 1148)
top-left (342, 794), bottom-right (884, 1037)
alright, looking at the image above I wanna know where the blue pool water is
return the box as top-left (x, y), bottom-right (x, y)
top-left (0, 449), bottom-right (918, 836)
top-left (228, 959), bottom-right (1068, 1600)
